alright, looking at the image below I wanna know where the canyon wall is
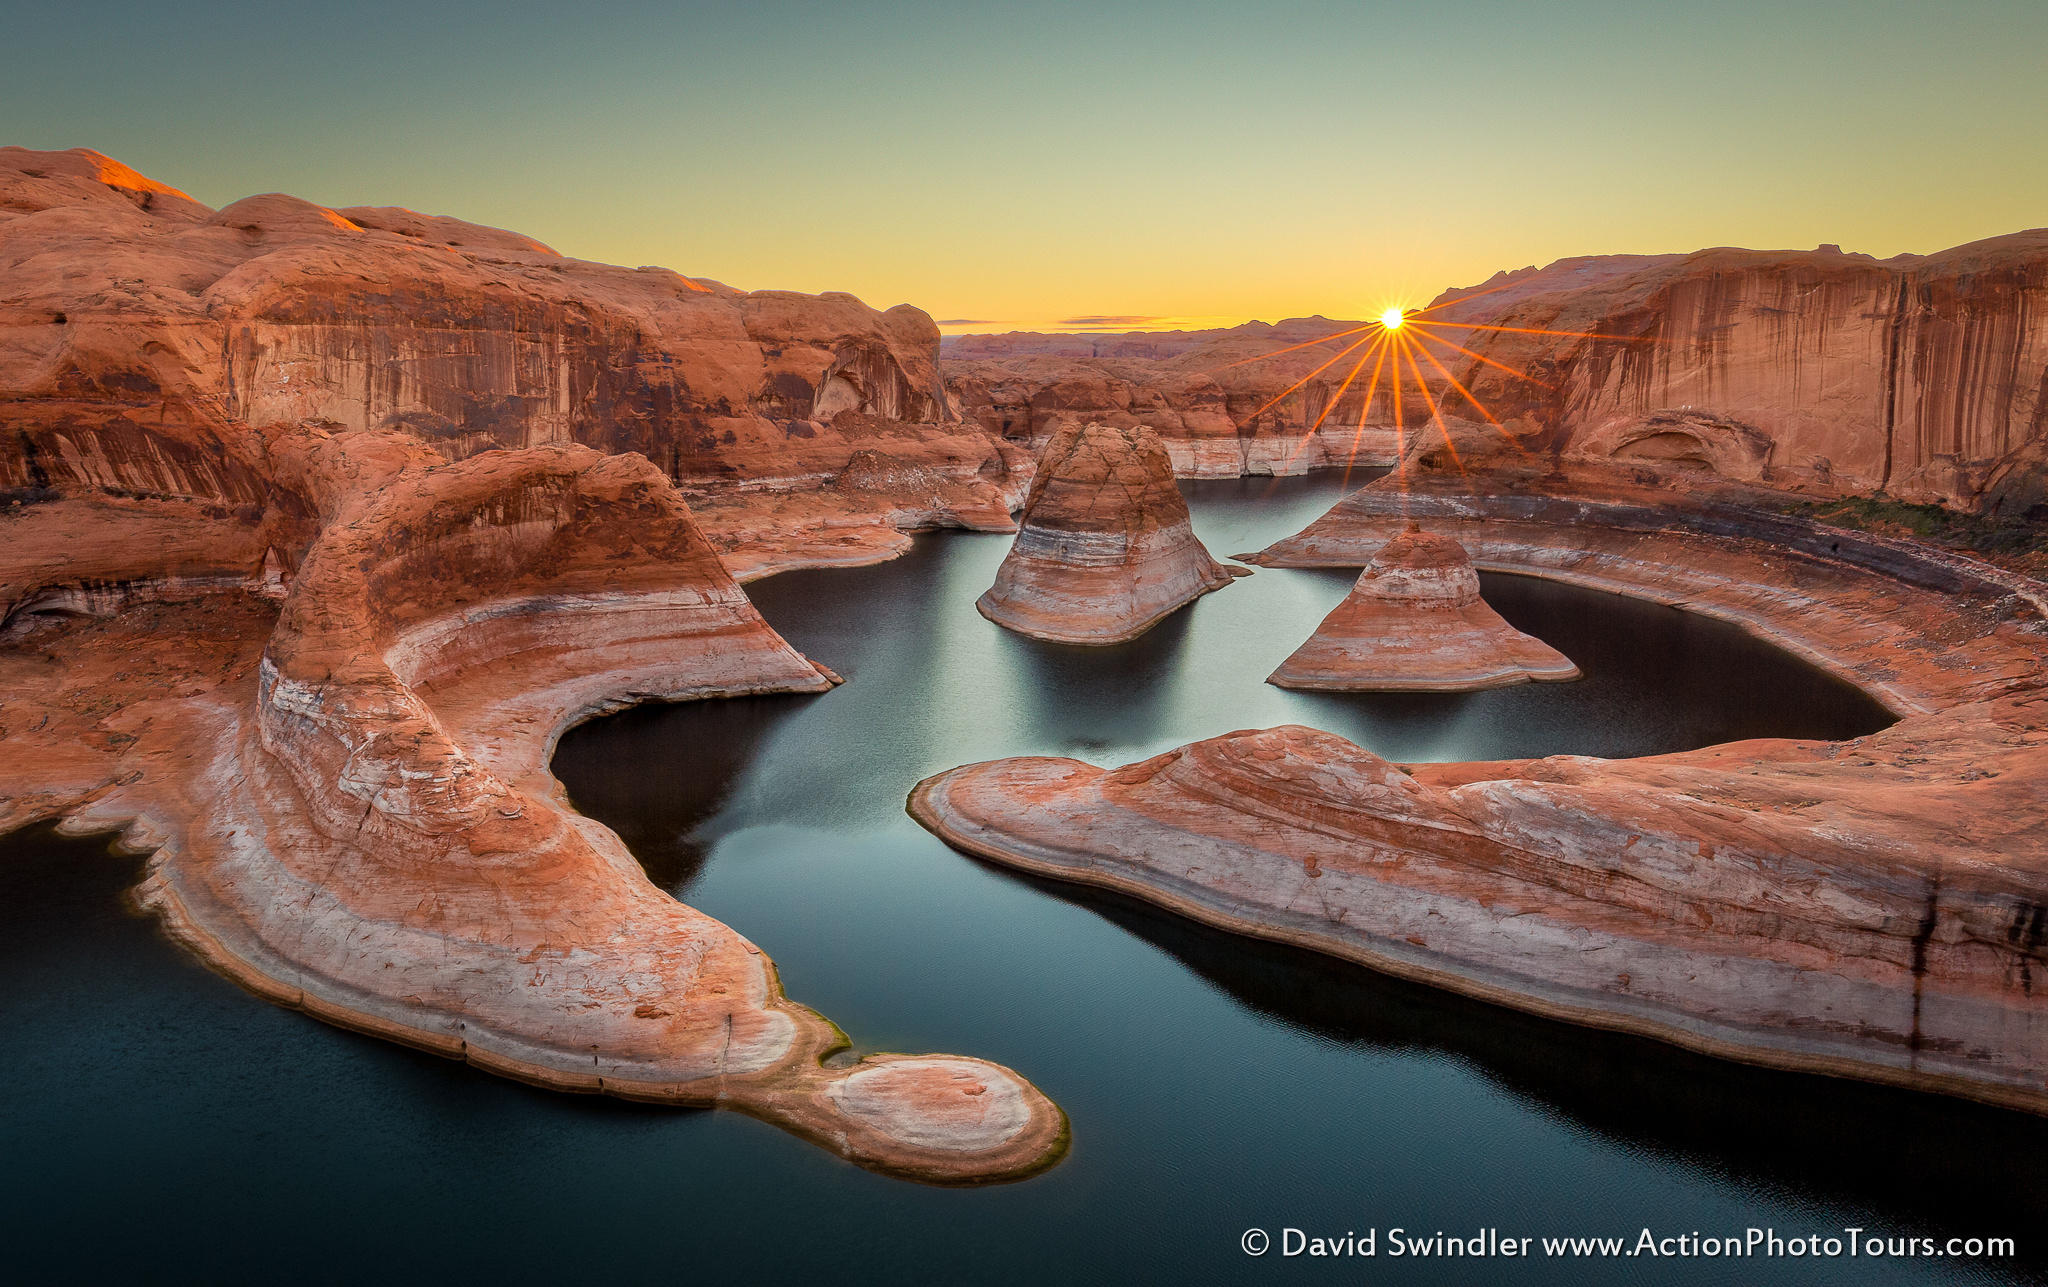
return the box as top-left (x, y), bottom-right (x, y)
top-left (1449, 236), bottom-right (2048, 513)
top-left (945, 236), bottom-right (2048, 513)
top-left (945, 318), bottom-right (1405, 477)
top-left (0, 146), bottom-right (1021, 627)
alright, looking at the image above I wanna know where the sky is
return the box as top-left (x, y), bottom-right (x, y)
top-left (9, 0), bottom-right (2045, 332)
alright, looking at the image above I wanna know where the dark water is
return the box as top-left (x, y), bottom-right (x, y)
top-left (5, 472), bottom-right (2040, 1286)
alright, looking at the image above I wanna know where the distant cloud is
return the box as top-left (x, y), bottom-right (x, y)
top-left (935, 318), bottom-right (990, 326)
top-left (1059, 314), bottom-right (1162, 328)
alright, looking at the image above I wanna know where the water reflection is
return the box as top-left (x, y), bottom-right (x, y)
top-left (994, 605), bottom-right (1200, 749)
top-left (551, 692), bottom-right (818, 888)
top-left (1036, 870), bottom-right (2048, 1275)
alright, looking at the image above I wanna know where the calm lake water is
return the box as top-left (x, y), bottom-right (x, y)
top-left (5, 472), bottom-right (2041, 1286)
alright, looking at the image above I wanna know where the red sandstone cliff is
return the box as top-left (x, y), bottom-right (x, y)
top-left (946, 318), bottom-right (1406, 476)
top-left (0, 145), bottom-right (1023, 628)
top-left (1443, 237), bottom-right (2048, 513)
top-left (945, 237), bottom-right (2048, 515)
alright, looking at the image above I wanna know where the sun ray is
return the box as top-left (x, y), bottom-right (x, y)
top-left (1403, 335), bottom-right (1470, 485)
top-left (1407, 337), bottom-right (1500, 428)
top-left (1406, 335), bottom-right (1530, 456)
top-left (1390, 335), bottom-right (1405, 436)
top-left (1215, 321), bottom-right (1379, 370)
top-left (1391, 388), bottom-right (1409, 511)
top-left (1276, 333), bottom-right (1386, 476)
top-left (1407, 317), bottom-right (1650, 343)
top-left (1342, 341), bottom-right (1393, 476)
top-left (1407, 327), bottom-right (1557, 389)
top-left (1209, 292), bottom-right (1653, 494)
top-left (1242, 332), bottom-right (1377, 422)
top-left (1261, 334), bottom-right (1392, 489)
top-left (1308, 334), bottom-right (1385, 434)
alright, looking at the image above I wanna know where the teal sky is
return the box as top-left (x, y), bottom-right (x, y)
top-left (10, 0), bottom-right (2045, 330)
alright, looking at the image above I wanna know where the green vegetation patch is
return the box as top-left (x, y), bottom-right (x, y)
top-left (1785, 495), bottom-right (2048, 567)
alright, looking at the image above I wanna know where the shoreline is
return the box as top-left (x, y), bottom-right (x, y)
top-left (911, 477), bottom-right (2048, 1116)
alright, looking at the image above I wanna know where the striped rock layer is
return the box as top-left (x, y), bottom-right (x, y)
top-left (1267, 523), bottom-right (1579, 691)
top-left (977, 422), bottom-right (1235, 644)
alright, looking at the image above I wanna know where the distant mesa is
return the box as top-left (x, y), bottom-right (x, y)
top-left (977, 421), bottom-right (1239, 644)
top-left (1267, 523), bottom-right (1579, 692)
top-left (1059, 314), bottom-right (1164, 329)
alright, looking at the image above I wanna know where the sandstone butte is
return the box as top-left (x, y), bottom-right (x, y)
top-left (976, 421), bottom-right (1237, 644)
top-left (0, 147), bottom-right (1065, 1182)
top-left (914, 469), bottom-right (2048, 1115)
top-left (1264, 521), bottom-right (1579, 691)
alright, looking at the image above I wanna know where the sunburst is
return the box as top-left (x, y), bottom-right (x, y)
top-left (1220, 291), bottom-right (1654, 500)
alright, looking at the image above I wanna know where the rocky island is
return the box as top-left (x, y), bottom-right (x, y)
top-left (975, 420), bottom-right (1238, 644)
top-left (1263, 522), bottom-right (1579, 691)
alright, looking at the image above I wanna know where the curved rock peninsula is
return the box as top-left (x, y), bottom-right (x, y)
top-left (0, 149), bottom-right (1068, 1183)
top-left (1266, 523), bottom-right (1578, 691)
top-left (976, 421), bottom-right (1237, 644)
top-left (916, 478), bottom-right (2048, 1114)
top-left (89, 437), bottom-right (1063, 1180)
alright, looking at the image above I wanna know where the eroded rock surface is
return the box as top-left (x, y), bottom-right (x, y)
top-left (946, 234), bottom-right (2048, 513)
top-left (976, 422), bottom-right (1236, 644)
top-left (0, 149), bottom-right (1068, 1182)
top-left (946, 318), bottom-right (1404, 477)
top-left (918, 479), bottom-right (2048, 1115)
top-left (1266, 523), bottom-right (1578, 691)
top-left (0, 144), bottom-right (1023, 605)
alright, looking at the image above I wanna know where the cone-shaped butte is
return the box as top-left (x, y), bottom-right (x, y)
top-left (1268, 524), bottom-right (1578, 691)
top-left (977, 422), bottom-right (1237, 644)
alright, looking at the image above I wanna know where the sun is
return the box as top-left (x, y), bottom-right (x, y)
top-left (1216, 286), bottom-right (1652, 490)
